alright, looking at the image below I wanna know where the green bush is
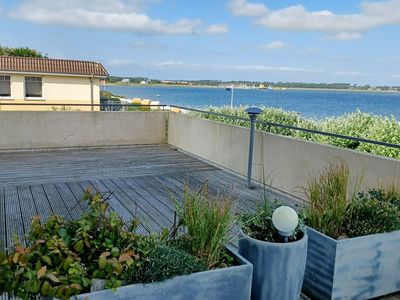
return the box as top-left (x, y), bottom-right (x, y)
top-left (344, 189), bottom-right (400, 237)
top-left (190, 106), bottom-right (400, 159)
top-left (0, 190), bottom-right (151, 299)
top-left (318, 110), bottom-right (373, 149)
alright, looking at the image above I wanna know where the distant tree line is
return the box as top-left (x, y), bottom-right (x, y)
top-left (107, 77), bottom-right (399, 91)
top-left (0, 46), bottom-right (46, 58)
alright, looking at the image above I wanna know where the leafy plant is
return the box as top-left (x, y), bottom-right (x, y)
top-left (0, 190), bottom-right (150, 299)
top-left (304, 161), bottom-right (352, 239)
top-left (344, 188), bottom-right (400, 237)
top-left (173, 182), bottom-right (235, 268)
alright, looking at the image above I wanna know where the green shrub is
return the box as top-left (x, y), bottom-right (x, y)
top-left (304, 161), bottom-right (351, 239)
top-left (344, 189), bottom-right (400, 237)
top-left (0, 190), bottom-right (151, 299)
top-left (190, 106), bottom-right (400, 159)
top-left (129, 245), bottom-right (206, 284)
top-left (319, 110), bottom-right (373, 149)
top-left (173, 183), bottom-right (235, 268)
top-left (358, 116), bottom-right (400, 158)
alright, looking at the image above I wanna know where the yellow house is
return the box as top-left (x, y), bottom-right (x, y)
top-left (0, 56), bottom-right (108, 111)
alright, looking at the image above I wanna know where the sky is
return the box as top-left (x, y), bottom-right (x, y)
top-left (0, 0), bottom-right (399, 85)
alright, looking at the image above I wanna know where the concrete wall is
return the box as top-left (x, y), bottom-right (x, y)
top-left (168, 113), bottom-right (400, 199)
top-left (0, 111), bottom-right (166, 150)
top-left (0, 74), bottom-right (100, 111)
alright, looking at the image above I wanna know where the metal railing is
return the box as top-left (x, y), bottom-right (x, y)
top-left (170, 105), bottom-right (400, 150)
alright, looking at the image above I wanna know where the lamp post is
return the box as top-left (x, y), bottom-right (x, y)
top-left (245, 107), bottom-right (263, 189)
top-left (272, 206), bottom-right (299, 243)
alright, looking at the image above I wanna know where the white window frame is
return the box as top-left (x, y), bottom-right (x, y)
top-left (25, 76), bottom-right (44, 100)
top-left (0, 75), bottom-right (12, 99)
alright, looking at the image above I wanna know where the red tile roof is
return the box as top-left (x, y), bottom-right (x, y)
top-left (0, 56), bottom-right (109, 77)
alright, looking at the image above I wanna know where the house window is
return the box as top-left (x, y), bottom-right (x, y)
top-left (25, 76), bottom-right (42, 98)
top-left (0, 75), bottom-right (11, 97)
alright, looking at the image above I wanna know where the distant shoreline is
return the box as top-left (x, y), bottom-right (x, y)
top-left (105, 83), bottom-right (399, 94)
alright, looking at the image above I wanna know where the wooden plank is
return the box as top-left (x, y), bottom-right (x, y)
top-left (99, 178), bottom-right (158, 233)
top-left (0, 187), bottom-right (6, 251)
top-left (42, 183), bottom-right (72, 221)
top-left (30, 185), bottom-right (53, 223)
top-left (66, 181), bottom-right (88, 210)
top-left (16, 185), bottom-right (38, 236)
top-left (54, 182), bottom-right (84, 220)
top-left (90, 179), bottom-right (148, 235)
top-left (117, 177), bottom-right (173, 229)
top-left (4, 186), bottom-right (24, 247)
top-left (133, 176), bottom-right (175, 220)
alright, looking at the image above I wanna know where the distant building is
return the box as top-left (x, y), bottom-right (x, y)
top-left (0, 56), bottom-right (108, 111)
top-left (121, 78), bottom-right (130, 83)
top-left (140, 80), bottom-right (147, 85)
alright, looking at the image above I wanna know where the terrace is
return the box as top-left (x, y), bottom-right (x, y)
top-left (0, 107), bottom-right (399, 299)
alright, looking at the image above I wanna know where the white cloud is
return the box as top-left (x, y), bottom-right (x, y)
top-left (203, 24), bottom-right (229, 34)
top-left (228, 0), bottom-right (268, 17)
top-left (262, 41), bottom-right (287, 50)
top-left (325, 32), bottom-right (363, 41)
top-left (9, 0), bottom-right (226, 35)
top-left (229, 0), bottom-right (400, 40)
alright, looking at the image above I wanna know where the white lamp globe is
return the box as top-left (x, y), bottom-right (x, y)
top-left (272, 206), bottom-right (299, 236)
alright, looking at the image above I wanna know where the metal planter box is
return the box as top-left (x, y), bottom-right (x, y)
top-left (303, 227), bottom-right (400, 300)
top-left (238, 229), bottom-right (308, 300)
top-left (76, 248), bottom-right (253, 300)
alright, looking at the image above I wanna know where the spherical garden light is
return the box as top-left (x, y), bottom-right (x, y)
top-left (272, 206), bottom-right (299, 242)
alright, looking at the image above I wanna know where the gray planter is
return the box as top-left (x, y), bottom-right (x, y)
top-left (303, 227), bottom-right (400, 299)
top-left (238, 228), bottom-right (308, 300)
top-left (76, 248), bottom-right (253, 300)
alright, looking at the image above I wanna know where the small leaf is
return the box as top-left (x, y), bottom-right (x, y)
top-left (15, 245), bottom-right (25, 254)
top-left (118, 253), bottom-right (131, 262)
top-left (37, 266), bottom-right (47, 278)
top-left (46, 273), bottom-right (60, 283)
top-left (100, 251), bottom-right (111, 257)
top-left (36, 239), bottom-right (46, 245)
top-left (74, 240), bottom-right (84, 252)
top-left (71, 283), bottom-right (82, 291)
top-left (114, 262), bottom-right (123, 274)
top-left (58, 228), bottom-right (68, 238)
top-left (41, 255), bottom-right (52, 266)
top-left (41, 281), bottom-right (51, 296)
top-left (12, 253), bottom-right (19, 264)
top-left (18, 254), bottom-right (28, 267)
top-left (98, 256), bottom-right (107, 269)
top-left (15, 267), bottom-right (25, 276)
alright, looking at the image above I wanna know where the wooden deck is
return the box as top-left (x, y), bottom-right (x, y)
top-left (0, 144), bottom-right (301, 251)
top-left (1, 144), bottom-right (399, 300)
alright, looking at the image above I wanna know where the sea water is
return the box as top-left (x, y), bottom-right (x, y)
top-left (106, 85), bottom-right (400, 120)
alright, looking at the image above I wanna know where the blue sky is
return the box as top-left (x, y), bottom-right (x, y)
top-left (0, 0), bottom-right (399, 85)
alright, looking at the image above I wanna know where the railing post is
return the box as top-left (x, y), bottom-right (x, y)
top-left (246, 107), bottom-right (263, 189)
